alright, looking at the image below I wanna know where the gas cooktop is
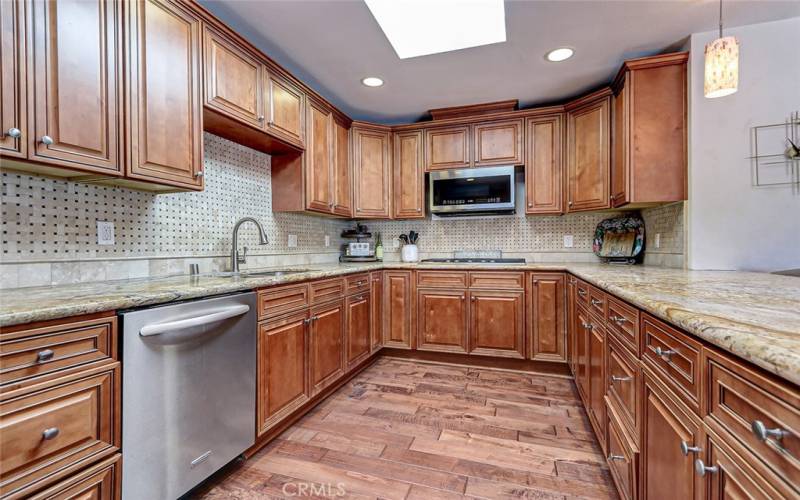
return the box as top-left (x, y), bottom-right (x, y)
top-left (420, 258), bottom-right (526, 264)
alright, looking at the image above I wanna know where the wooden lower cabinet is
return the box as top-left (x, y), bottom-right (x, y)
top-left (383, 271), bottom-right (414, 349)
top-left (588, 321), bottom-right (606, 447)
top-left (346, 292), bottom-right (371, 369)
top-left (309, 300), bottom-right (344, 395)
top-left (575, 306), bottom-right (591, 400)
top-left (416, 289), bottom-right (468, 353)
top-left (28, 453), bottom-right (121, 500)
top-left (468, 290), bottom-right (525, 359)
top-left (606, 402), bottom-right (638, 500)
top-left (257, 312), bottom-right (310, 435)
top-left (370, 272), bottom-right (383, 352)
top-left (528, 273), bottom-right (566, 362)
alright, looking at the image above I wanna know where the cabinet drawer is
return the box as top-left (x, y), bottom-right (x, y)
top-left (588, 286), bottom-right (607, 319)
top-left (606, 335), bottom-right (640, 440)
top-left (641, 313), bottom-right (702, 414)
top-left (606, 401), bottom-right (638, 500)
top-left (0, 363), bottom-right (120, 498)
top-left (28, 453), bottom-right (121, 500)
top-left (469, 271), bottom-right (524, 290)
top-left (417, 271), bottom-right (468, 288)
top-left (310, 278), bottom-right (345, 305)
top-left (606, 296), bottom-right (639, 355)
top-left (1, 315), bottom-right (116, 390)
top-left (575, 279), bottom-right (591, 307)
top-left (258, 283), bottom-right (309, 320)
top-left (705, 349), bottom-right (799, 490)
top-left (345, 273), bottom-right (370, 295)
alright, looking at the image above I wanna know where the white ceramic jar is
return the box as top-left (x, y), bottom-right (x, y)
top-left (401, 244), bottom-right (419, 263)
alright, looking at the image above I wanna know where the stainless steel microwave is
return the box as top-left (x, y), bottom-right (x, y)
top-left (429, 166), bottom-right (516, 216)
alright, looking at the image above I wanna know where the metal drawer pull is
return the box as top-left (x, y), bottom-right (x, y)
top-left (36, 349), bottom-right (55, 362)
top-left (608, 454), bottom-right (626, 462)
top-left (611, 375), bottom-right (632, 383)
top-left (42, 427), bottom-right (60, 440)
top-left (312, 315), bottom-right (320, 321)
top-left (694, 459), bottom-right (718, 477)
top-left (577, 289), bottom-right (587, 297)
top-left (680, 441), bottom-right (702, 456)
top-left (654, 346), bottom-right (676, 359)
top-left (582, 322), bottom-right (593, 330)
top-left (304, 318), bottom-right (312, 325)
top-left (591, 298), bottom-right (603, 306)
top-left (610, 315), bottom-right (627, 325)
top-left (751, 420), bottom-right (788, 442)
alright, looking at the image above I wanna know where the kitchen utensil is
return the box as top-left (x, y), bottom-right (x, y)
top-left (399, 234), bottom-right (409, 245)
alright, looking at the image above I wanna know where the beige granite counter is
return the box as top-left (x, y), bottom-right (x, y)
top-left (1, 262), bottom-right (798, 385)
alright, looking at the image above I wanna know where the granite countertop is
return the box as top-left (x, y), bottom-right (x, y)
top-left (1, 262), bottom-right (799, 386)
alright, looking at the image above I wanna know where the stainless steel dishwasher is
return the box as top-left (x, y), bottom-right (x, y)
top-left (120, 292), bottom-right (256, 500)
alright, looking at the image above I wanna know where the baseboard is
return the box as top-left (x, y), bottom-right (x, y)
top-left (380, 348), bottom-right (572, 378)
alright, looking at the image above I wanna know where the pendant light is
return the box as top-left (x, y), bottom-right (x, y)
top-left (704, 0), bottom-right (739, 98)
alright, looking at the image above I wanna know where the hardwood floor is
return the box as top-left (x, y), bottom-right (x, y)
top-left (193, 358), bottom-right (617, 499)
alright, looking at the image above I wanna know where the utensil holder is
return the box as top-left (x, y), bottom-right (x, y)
top-left (401, 244), bottom-right (419, 263)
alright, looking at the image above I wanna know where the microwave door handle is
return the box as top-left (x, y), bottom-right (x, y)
top-left (139, 304), bottom-right (250, 337)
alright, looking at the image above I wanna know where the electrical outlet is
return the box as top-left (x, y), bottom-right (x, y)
top-left (563, 235), bottom-right (574, 248)
top-left (288, 234), bottom-right (298, 248)
top-left (97, 221), bottom-right (115, 245)
top-left (393, 238), bottom-right (401, 249)
top-left (324, 235), bottom-right (330, 247)
top-left (654, 233), bottom-right (661, 249)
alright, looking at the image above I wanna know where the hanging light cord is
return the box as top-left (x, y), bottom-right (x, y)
top-left (718, 0), bottom-right (724, 38)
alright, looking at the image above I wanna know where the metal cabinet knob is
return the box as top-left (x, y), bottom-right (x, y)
top-left (528, 202), bottom-right (533, 207)
top-left (577, 289), bottom-right (587, 297)
top-left (680, 440), bottom-right (702, 456)
top-left (6, 127), bottom-right (21, 138)
top-left (303, 318), bottom-right (312, 325)
top-left (194, 171), bottom-right (204, 178)
top-left (416, 208), bottom-right (421, 212)
top-left (258, 115), bottom-right (265, 122)
top-left (751, 420), bottom-right (787, 442)
top-left (41, 135), bottom-right (54, 145)
top-left (608, 454), bottom-right (626, 462)
top-left (36, 349), bottom-right (55, 362)
top-left (568, 201), bottom-right (573, 206)
top-left (654, 346), bottom-right (676, 359)
top-left (611, 375), bottom-right (632, 383)
top-left (42, 427), bottom-right (60, 440)
top-left (694, 459), bottom-right (718, 477)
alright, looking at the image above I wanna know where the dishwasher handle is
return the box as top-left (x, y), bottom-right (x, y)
top-left (139, 304), bottom-right (251, 337)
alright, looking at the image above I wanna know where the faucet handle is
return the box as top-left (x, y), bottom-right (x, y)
top-left (237, 246), bottom-right (248, 264)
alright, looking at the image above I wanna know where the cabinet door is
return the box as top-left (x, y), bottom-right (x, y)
top-left (305, 98), bottom-right (333, 213)
top-left (257, 312), bottom-right (309, 435)
top-left (473, 119), bottom-right (523, 167)
top-left (346, 292), bottom-right (371, 369)
top-left (468, 290), bottom-right (524, 359)
top-left (425, 125), bottom-right (470, 170)
top-left (353, 126), bottom-right (391, 218)
top-left (529, 273), bottom-right (566, 362)
top-left (309, 300), bottom-right (344, 395)
top-left (203, 27), bottom-right (264, 128)
top-left (611, 83), bottom-right (629, 206)
top-left (575, 306), bottom-right (591, 401)
top-left (30, 0), bottom-right (120, 173)
top-left (370, 272), bottom-right (383, 352)
top-left (267, 72), bottom-right (305, 147)
top-left (417, 289), bottom-right (468, 353)
top-left (588, 321), bottom-right (606, 446)
top-left (525, 115), bottom-right (563, 214)
top-left (127, 0), bottom-right (203, 189)
top-left (641, 371), bottom-right (704, 500)
top-left (393, 130), bottom-right (425, 219)
top-left (332, 118), bottom-right (352, 216)
top-left (383, 271), bottom-right (413, 349)
top-left (567, 95), bottom-right (610, 212)
top-left (0, 0), bottom-right (25, 158)
top-left (704, 433), bottom-right (789, 500)
top-left (567, 276), bottom-right (577, 375)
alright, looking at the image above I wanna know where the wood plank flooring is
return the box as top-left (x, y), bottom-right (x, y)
top-left (193, 358), bottom-right (617, 499)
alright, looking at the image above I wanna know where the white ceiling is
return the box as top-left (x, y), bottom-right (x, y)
top-left (199, 0), bottom-right (800, 124)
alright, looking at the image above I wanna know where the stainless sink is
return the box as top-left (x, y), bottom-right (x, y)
top-left (212, 269), bottom-right (315, 278)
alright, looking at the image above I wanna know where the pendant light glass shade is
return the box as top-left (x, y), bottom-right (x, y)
top-left (704, 35), bottom-right (739, 98)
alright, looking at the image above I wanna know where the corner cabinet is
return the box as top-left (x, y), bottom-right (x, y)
top-left (566, 89), bottom-right (611, 212)
top-left (126, 0), bottom-right (204, 190)
top-left (393, 130), bottom-right (425, 219)
top-left (525, 114), bottom-right (564, 214)
top-left (352, 122), bottom-right (392, 219)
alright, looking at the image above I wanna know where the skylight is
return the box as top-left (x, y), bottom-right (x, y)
top-left (364, 0), bottom-right (507, 59)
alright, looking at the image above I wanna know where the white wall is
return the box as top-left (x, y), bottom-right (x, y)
top-left (687, 17), bottom-right (800, 272)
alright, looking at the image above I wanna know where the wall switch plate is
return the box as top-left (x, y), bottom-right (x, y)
top-left (654, 233), bottom-right (661, 249)
top-left (563, 235), bottom-right (574, 248)
top-left (97, 221), bottom-right (115, 245)
top-left (324, 235), bottom-right (330, 247)
top-left (393, 238), bottom-right (401, 249)
top-left (288, 234), bottom-right (298, 248)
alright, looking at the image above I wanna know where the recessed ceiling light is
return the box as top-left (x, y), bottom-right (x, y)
top-left (364, 0), bottom-right (506, 59)
top-left (361, 76), bottom-right (384, 87)
top-left (546, 47), bottom-right (574, 62)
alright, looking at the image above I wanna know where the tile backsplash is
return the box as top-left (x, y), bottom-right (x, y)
top-left (1, 132), bottom-right (685, 288)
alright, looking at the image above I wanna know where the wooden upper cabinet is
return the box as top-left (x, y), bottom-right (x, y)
top-left (126, 0), bottom-right (203, 190)
top-left (468, 290), bottom-right (525, 359)
top-left (417, 289), bottom-right (468, 354)
top-left (332, 118), bottom-right (352, 217)
top-left (383, 271), bottom-right (414, 349)
top-left (611, 53), bottom-right (688, 207)
top-left (473, 119), bottom-right (523, 167)
top-left (0, 0), bottom-right (26, 158)
top-left (305, 98), bottom-right (334, 213)
top-left (203, 27), bottom-right (264, 129)
top-left (525, 114), bottom-right (564, 214)
top-left (266, 72), bottom-right (305, 147)
top-left (566, 90), bottom-right (611, 212)
top-left (393, 130), bottom-right (425, 219)
top-left (529, 273), bottom-right (566, 362)
top-left (425, 125), bottom-right (471, 170)
top-left (29, 0), bottom-right (121, 174)
top-left (352, 123), bottom-right (391, 219)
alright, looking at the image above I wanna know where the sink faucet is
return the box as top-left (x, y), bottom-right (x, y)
top-left (230, 217), bottom-right (269, 273)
